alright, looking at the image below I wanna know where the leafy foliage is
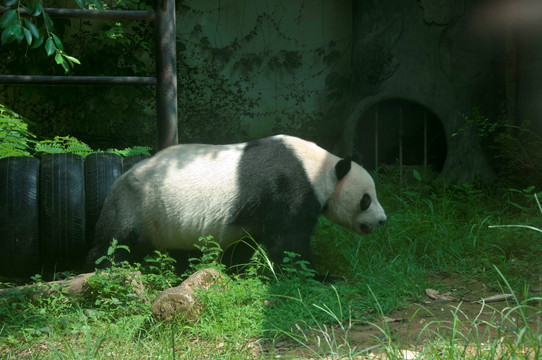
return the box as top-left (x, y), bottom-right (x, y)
top-left (187, 235), bottom-right (226, 273)
top-left (0, 0), bottom-right (94, 72)
top-left (0, 103), bottom-right (152, 158)
top-left (0, 103), bottom-right (36, 158)
top-left (93, 237), bottom-right (130, 269)
top-left (279, 251), bottom-right (317, 280)
top-left (84, 240), bottom-right (152, 318)
top-left (35, 135), bottom-right (93, 157)
top-left (0, 0), bottom-right (156, 149)
top-left (106, 145), bottom-right (151, 157)
top-left (460, 107), bottom-right (542, 186)
top-left (141, 250), bottom-right (182, 291)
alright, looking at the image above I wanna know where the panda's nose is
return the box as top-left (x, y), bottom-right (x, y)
top-left (378, 218), bottom-right (387, 227)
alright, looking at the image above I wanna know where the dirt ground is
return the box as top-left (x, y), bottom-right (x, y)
top-left (264, 276), bottom-right (542, 359)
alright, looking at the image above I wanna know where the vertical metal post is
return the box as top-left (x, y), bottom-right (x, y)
top-left (399, 106), bottom-right (403, 184)
top-left (423, 111), bottom-right (428, 168)
top-left (155, 0), bottom-right (178, 149)
top-left (374, 106), bottom-right (379, 170)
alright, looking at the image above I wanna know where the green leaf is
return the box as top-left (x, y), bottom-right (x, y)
top-left (60, 59), bottom-right (69, 73)
top-left (23, 19), bottom-right (39, 38)
top-left (5, 0), bottom-right (18, 7)
top-left (63, 54), bottom-right (81, 65)
top-left (74, 0), bottom-right (85, 9)
top-left (35, 143), bottom-right (64, 154)
top-left (21, 4), bottom-right (33, 15)
top-left (1, 23), bottom-right (23, 44)
top-left (33, 1), bottom-right (43, 16)
top-left (30, 28), bottom-right (44, 49)
top-left (45, 37), bottom-right (55, 55)
top-left (54, 51), bottom-right (63, 64)
top-left (1, 28), bottom-right (14, 45)
top-left (90, 0), bottom-right (103, 10)
top-left (0, 9), bottom-right (17, 29)
top-left (413, 169), bottom-right (422, 182)
top-left (51, 33), bottom-right (63, 50)
top-left (12, 23), bottom-right (23, 42)
top-left (23, 27), bottom-right (32, 45)
top-left (43, 12), bottom-right (53, 30)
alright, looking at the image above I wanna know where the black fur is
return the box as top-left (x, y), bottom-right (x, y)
top-left (230, 137), bottom-right (323, 266)
top-left (360, 194), bottom-right (371, 211)
top-left (335, 157), bottom-right (352, 180)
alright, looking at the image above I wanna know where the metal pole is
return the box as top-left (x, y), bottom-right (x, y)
top-left (0, 7), bottom-right (155, 20)
top-left (399, 106), bottom-right (403, 184)
top-left (0, 75), bottom-right (156, 85)
top-left (155, 0), bottom-right (178, 149)
top-left (374, 106), bottom-right (379, 170)
top-left (423, 111), bottom-right (428, 168)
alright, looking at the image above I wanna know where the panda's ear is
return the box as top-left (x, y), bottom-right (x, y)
top-left (335, 156), bottom-right (352, 181)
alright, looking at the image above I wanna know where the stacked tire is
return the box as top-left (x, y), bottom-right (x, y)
top-left (0, 157), bottom-right (41, 277)
top-left (85, 154), bottom-right (123, 247)
top-left (0, 154), bottom-right (148, 278)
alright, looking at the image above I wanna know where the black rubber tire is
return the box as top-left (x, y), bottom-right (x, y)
top-left (40, 153), bottom-right (86, 272)
top-left (85, 153), bottom-right (123, 246)
top-left (0, 157), bottom-right (41, 277)
top-left (122, 154), bottom-right (150, 172)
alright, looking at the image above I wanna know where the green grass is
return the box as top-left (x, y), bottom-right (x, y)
top-left (0, 168), bottom-right (541, 359)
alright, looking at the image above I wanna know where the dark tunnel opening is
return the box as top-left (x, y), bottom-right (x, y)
top-left (354, 98), bottom-right (448, 173)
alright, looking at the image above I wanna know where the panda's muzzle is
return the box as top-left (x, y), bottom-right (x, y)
top-left (360, 218), bottom-right (386, 234)
top-left (360, 223), bottom-right (373, 234)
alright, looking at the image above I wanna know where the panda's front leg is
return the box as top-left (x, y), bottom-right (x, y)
top-left (263, 228), bottom-right (315, 271)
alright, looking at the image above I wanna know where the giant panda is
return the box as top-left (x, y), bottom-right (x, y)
top-left (85, 135), bottom-right (387, 271)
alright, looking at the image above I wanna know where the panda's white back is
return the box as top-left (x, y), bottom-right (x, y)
top-left (121, 142), bottom-right (249, 250)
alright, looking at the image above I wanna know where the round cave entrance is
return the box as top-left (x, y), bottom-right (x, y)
top-left (354, 98), bottom-right (447, 173)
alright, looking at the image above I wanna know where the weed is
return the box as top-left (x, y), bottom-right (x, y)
top-left (142, 250), bottom-right (182, 291)
top-left (460, 107), bottom-right (542, 187)
top-left (187, 235), bottom-right (226, 273)
top-left (93, 238), bottom-right (131, 269)
top-left (85, 240), bottom-right (148, 317)
top-left (489, 193), bottom-right (542, 234)
top-left (268, 286), bottom-right (371, 359)
top-left (280, 251), bottom-right (317, 279)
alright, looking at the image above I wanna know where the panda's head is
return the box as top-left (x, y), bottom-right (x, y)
top-left (324, 158), bottom-right (387, 235)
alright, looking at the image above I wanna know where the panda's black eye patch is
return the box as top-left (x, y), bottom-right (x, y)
top-left (360, 194), bottom-right (371, 211)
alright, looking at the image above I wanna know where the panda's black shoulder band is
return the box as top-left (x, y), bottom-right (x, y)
top-left (335, 157), bottom-right (352, 180)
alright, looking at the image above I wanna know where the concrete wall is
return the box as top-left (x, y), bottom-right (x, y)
top-left (176, 0), bottom-right (352, 147)
top-left (337, 0), bottom-right (505, 182)
top-left (181, 0), bottom-right (541, 182)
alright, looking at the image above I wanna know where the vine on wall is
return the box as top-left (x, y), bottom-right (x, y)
top-left (175, 1), bottom-right (352, 146)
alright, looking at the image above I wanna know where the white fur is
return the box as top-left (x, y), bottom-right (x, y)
top-left (280, 135), bottom-right (341, 205)
top-left (325, 163), bottom-right (387, 234)
top-left (109, 143), bottom-right (249, 250)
